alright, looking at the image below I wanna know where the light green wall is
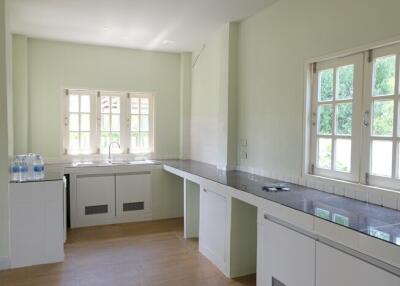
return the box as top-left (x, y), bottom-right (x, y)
top-left (12, 35), bottom-right (28, 155)
top-left (237, 0), bottom-right (400, 177)
top-left (0, 0), bottom-right (10, 264)
top-left (179, 53), bottom-right (192, 159)
top-left (13, 37), bottom-right (182, 159)
top-left (191, 28), bottom-right (222, 166)
top-left (191, 23), bottom-right (238, 169)
top-left (151, 169), bottom-right (184, 219)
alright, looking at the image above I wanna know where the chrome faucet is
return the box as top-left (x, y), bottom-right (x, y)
top-left (108, 142), bottom-right (121, 163)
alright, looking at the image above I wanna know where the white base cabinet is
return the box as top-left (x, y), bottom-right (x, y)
top-left (258, 215), bottom-right (400, 286)
top-left (316, 242), bottom-right (400, 286)
top-left (258, 219), bottom-right (315, 286)
top-left (72, 172), bottom-right (152, 228)
top-left (199, 187), bottom-right (229, 276)
top-left (76, 175), bottom-right (116, 227)
top-left (9, 181), bottom-right (65, 268)
top-left (116, 173), bottom-right (151, 221)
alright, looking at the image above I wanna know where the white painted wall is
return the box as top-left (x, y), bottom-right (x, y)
top-left (0, 0), bottom-right (10, 268)
top-left (237, 0), bottom-right (400, 178)
top-left (190, 30), bottom-right (222, 166)
top-left (179, 53), bottom-right (192, 159)
top-left (190, 23), bottom-right (238, 169)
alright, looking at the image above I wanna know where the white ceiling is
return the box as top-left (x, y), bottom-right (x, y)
top-left (9, 0), bottom-right (276, 52)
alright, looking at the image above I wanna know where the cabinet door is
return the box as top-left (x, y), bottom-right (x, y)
top-left (10, 181), bottom-right (64, 268)
top-left (116, 173), bottom-right (151, 219)
top-left (260, 219), bottom-right (315, 286)
top-left (316, 242), bottom-right (400, 286)
top-left (199, 188), bottom-right (228, 274)
top-left (76, 175), bottom-right (115, 227)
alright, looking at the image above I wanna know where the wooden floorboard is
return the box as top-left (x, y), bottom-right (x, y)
top-left (0, 218), bottom-right (256, 286)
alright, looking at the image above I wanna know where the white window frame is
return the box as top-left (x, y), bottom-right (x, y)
top-left (361, 44), bottom-right (400, 190)
top-left (310, 53), bottom-right (364, 182)
top-left (63, 89), bottom-right (154, 156)
top-left (97, 91), bottom-right (129, 154)
top-left (63, 89), bottom-right (97, 155)
top-left (127, 92), bottom-right (155, 154)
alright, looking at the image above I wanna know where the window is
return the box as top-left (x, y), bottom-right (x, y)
top-left (64, 89), bottom-right (154, 155)
top-left (309, 43), bottom-right (400, 191)
top-left (311, 54), bottom-right (363, 182)
top-left (362, 45), bottom-right (400, 189)
top-left (64, 90), bottom-right (97, 155)
top-left (99, 92), bottom-right (124, 154)
top-left (129, 93), bottom-right (153, 153)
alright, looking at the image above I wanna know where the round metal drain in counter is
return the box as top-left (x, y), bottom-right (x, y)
top-left (262, 183), bottom-right (291, 192)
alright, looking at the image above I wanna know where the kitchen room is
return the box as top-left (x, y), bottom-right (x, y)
top-left (1, 0), bottom-right (400, 285)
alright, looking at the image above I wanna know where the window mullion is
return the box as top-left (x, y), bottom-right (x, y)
top-left (391, 53), bottom-right (400, 178)
top-left (331, 67), bottom-right (337, 171)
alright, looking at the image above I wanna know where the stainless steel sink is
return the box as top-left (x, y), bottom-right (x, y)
top-left (72, 160), bottom-right (156, 167)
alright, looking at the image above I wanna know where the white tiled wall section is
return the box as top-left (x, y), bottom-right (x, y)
top-left (236, 165), bottom-right (400, 211)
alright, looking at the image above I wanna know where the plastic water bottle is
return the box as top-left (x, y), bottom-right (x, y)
top-left (10, 158), bottom-right (20, 182)
top-left (26, 153), bottom-right (36, 180)
top-left (19, 156), bottom-right (29, 181)
top-left (33, 154), bottom-right (45, 180)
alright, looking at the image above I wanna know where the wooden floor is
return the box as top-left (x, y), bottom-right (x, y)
top-left (0, 218), bottom-right (256, 286)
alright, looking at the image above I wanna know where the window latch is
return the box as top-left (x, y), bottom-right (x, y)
top-left (365, 172), bottom-right (370, 185)
top-left (363, 110), bottom-right (370, 127)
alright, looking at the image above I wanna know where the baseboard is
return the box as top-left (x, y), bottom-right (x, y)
top-left (0, 256), bottom-right (11, 270)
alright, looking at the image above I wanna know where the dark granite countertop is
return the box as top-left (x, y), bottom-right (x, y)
top-left (10, 170), bottom-right (64, 183)
top-left (163, 159), bottom-right (400, 247)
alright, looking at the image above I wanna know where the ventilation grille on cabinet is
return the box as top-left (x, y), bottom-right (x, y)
top-left (85, 204), bottom-right (108, 215)
top-left (123, 202), bottom-right (144, 212)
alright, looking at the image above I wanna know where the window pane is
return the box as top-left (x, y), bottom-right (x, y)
top-left (141, 132), bottom-right (150, 150)
top-left (131, 132), bottom-right (139, 151)
top-left (140, 115), bottom-right (149, 132)
top-left (335, 139), bottom-right (351, 172)
top-left (131, 115), bottom-right (139, 131)
top-left (101, 96), bottom-right (110, 113)
top-left (80, 95), bottom-right (91, 113)
top-left (69, 95), bottom-right (79, 112)
top-left (69, 132), bottom-right (79, 150)
top-left (317, 138), bottom-right (332, 169)
top-left (318, 104), bottom-right (333, 135)
top-left (371, 140), bottom-right (392, 177)
top-left (69, 114), bottom-right (79, 131)
top-left (336, 65), bottom-right (354, 100)
top-left (100, 132), bottom-right (110, 151)
top-left (80, 114), bottom-right (90, 131)
top-left (110, 132), bottom-right (121, 153)
top-left (336, 103), bottom-right (352, 135)
top-left (111, 96), bottom-right (120, 114)
top-left (131, 98), bottom-right (140, 114)
top-left (111, 115), bottom-right (120, 131)
top-left (80, 132), bottom-right (90, 151)
top-left (318, 69), bottom-right (334, 102)
top-left (373, 55), bottom-right (396, 96)
top-left (101, 114), bottom-right (110, 131)
top-left (372, 100), bottom-right (394, 137)
top-left (141, 98), bottom-right (149, 114)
